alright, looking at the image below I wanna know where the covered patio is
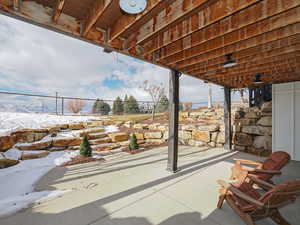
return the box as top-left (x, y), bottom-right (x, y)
top-left (0, 146), bottom-right (299, 225)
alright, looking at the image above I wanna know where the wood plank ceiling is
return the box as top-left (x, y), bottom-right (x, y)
top-left (0, 0), bottom-right (299, 88)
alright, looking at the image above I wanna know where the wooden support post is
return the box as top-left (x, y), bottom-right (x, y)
top-left (224, 87), bottom-right (232, 150)
top-left (167, 70), bottom-right (181, 173)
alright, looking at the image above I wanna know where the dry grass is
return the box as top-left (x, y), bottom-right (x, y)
top-left (107, 113), bottom-right (164, 123)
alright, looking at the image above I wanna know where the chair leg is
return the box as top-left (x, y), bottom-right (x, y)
top-left (217, 188), bottom-right (227, 208)
top-left (270, 210), bottom-right (291, 225)
top-left (226, 196), bottom-right (256, 225)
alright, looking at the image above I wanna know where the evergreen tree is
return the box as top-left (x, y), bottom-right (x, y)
top-left (124, 94), bottom-right (130, 114)
top-left (92, 99), bottom-right (100, 114)
top-left (129, 134), bottom-right (139, 150)
top-left (80, 135), bottom-right (92, 157)
top-left (92, 99), bottom-right (110, 115)
top-left (127, 95), bottom-right (140, 114)
top-left (112, 96), bottom-right (124, 115)
top-left (179, 102), bottom-right (184, 111)
top-left (157, 95), bottom-right (169, 112)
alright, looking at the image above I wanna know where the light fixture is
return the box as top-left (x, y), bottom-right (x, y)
top-left (120, 0), bottom-right (147, 14)
top-left (253, 73), bottom-right (264, 85)
top-left (223, 53), bottom-right (237, 68)
top-left (103, 47), bottom-right (113, 53)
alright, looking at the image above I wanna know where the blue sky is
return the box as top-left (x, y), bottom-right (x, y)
top-left (0, 14), bottom-right (225, 104)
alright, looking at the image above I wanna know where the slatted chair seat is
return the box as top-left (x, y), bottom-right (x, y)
top-left (230, 151), bottom-right (291, 189)
top-left (217, 177), bottom-right (300, 225)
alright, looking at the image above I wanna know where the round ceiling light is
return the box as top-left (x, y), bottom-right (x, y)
top-left (120, 0), bottom-right (147, 14)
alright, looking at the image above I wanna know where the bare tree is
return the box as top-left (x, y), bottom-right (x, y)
top-left (233, 88), bottom-right (248, 105)
top-left (67, 99), bottom-right (86, 114)
top-left (140, 80), bottom-right (165, 120)
top-left (184, 102), bottom-right (193, 111)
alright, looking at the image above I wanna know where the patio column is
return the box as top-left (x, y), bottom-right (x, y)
top-left (167, 70), bottom-right (181, 173)
top-left (224, 87), bottom-right (232, 150)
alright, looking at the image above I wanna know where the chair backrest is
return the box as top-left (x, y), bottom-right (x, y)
top-left (259, 151), bottom-right (291, 180)
top-left (259, 179), bottom-right (300, 208)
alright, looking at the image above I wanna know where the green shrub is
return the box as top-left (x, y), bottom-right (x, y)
top-left (80, 135), bottom-right (92, 157)
top-left (129, 134), bottom-right (139, 150)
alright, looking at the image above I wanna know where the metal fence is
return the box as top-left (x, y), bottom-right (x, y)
top-left (0, 91), bottom-right (219, 115)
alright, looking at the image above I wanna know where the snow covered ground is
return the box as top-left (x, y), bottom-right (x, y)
top-left (0, 112), bottom-right (103, 136)
top-left (0, 150), bottom-right (71, 218)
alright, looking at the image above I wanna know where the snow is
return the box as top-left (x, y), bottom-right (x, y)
top-left (105, 125), bottom-right (119, 133)
top-left (0, 112), bottom-right (102, 136)
top-left (54, 151), bottom-right (79, 166)
top-left (3, 148), bottom-right (22, 160)
top-left (0, 151), bottom-right (70, 218)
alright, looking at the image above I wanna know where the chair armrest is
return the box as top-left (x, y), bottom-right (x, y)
top-left (247, 175), bottom-right (276, 190)
top-left (249, 169), bottom-right (282, 175)
top-left (233, 158), bottom-right (263, 166)
top-left (217, 179), bottom-right (264, 208)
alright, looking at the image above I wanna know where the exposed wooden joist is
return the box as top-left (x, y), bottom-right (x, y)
top-left (109, 0), bottom-right (172, 42)
top-left (162, 7), bottom-right (300, 67)
top-left (182, 35), bottom-right (300, 74)
top-left (155, 2), bottom-right (300, 62)
top-left (132, 0), bottom-right (263, 54)
top-left (82, 0), bottom-right (112, 37)
top-left (185, 38), bottom-right (300, 75)
top-left (52, 0), bottom-right (65, 23)
top-left (177, 22), bottom-right (300, 72)
top-left (199, 54), bottom-right (300, 82)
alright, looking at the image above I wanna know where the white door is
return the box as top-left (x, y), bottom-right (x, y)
top-left (273, 82), bottom-right (300, 161)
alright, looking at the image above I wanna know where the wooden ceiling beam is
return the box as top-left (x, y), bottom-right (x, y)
top-left (13, 0), bottom-right (21, 11)
top-left (133, 0), bottom-right (265, 55)
top-left (184, 35), bottom-right (300, 74)
top-left (82, 0), bottom-right (113, 37)
top-left (177, 23), bottom-right (300, 72)
top-left (161, 6), bottom-right (300, 67)
top-left (108, 0), bottom-right (171, 43)
top-left (154, 2), bottom-right (300, 62)
top-left (52, 0), bottom-right (65, 23)
top-left (197, 54), bottom-right (300, 81)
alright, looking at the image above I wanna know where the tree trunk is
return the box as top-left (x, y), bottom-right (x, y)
top-left (152, 105), bottom-right (156, 120)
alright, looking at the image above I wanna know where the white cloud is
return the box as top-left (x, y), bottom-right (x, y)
top-left (0, 14), bottom-right (227, 105)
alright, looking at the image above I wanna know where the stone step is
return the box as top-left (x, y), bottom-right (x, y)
top-left (16, 140), bottom-right (53, 150)
top-left (73, 128), bottom-right (106, 137)
top-left (89, 137), bottom-right (112, 145)
top-left (92, 143), bottom-right (120, 151)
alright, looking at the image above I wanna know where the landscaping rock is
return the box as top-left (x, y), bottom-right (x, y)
top-left (146, 139), bottom-right (165, 144)
top-left (144, 131), bottom-right (162, 139)
top-left (21, 151), bottom-right (50, 160)
top-left (52, 138), bottom-right (82, 147)
top-left (253, 135), bottom-right (272, 151)
top-left (233, 145), bottom-right (246, 151)
top-left (16, 140), bottom-right (52, 150)
top-left (74, 128), bottom-right (105, 137)
top-left (233, 133), bottom-right (252, 146)
top-left (261, 101), bottom-right (272, 112)
top-left (242, 126), bottom-right (272, 136)
top-left (134, 132), bottom-right (144, 140)
top-left (181, 124), bottom-right (197, 131)
top-left (234, 119), bottom-right (257, 126)
top-left (257, 117), bottom-right (272, 127)
top-left (179, 131), bottom-right (192, 140)
top-left (197, 124), bottom-right (219, 132)
top-left (124, 121), bottom-right (133, 128)
top-left (192, 130), bottom-right (210, 142)
top-left (188, 139), bottom-right (206, 147)
top-left (244, 112), bottom-right (259, 119)
top-left (0, 158), bottom-right (19, 169)
top-left (133, 124), bottom-right (148, 129)
top-left (0, 136), bottom-right (15, 152)
top-left (87, 133), bottom-right (107, 140)
top-left (108, 133), bottom-right (129, 142)
top-left (69, 123), bottom-right (85, 130)
top-left (90, 138), bottom-right (112, 145)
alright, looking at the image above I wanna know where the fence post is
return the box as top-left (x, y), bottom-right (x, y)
top-left (62, 97), bottom-right (64, 115)
top-left (55, 92), bottom-right (58, 115)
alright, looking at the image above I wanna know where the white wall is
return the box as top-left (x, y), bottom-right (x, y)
top-left (273, 82), bottom-right (300, 161)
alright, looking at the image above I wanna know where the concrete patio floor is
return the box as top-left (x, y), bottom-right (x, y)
top-left (1, 146), bottom-right (300, 225)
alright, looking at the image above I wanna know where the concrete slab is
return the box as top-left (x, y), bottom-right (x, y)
top-left (1, 146), bottom-right (299, 225)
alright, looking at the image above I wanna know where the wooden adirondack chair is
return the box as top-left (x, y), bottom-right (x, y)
top-left (230, 151), bottom-right (291, 189)
top-left (217, 176), bottom-right (300, 225)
